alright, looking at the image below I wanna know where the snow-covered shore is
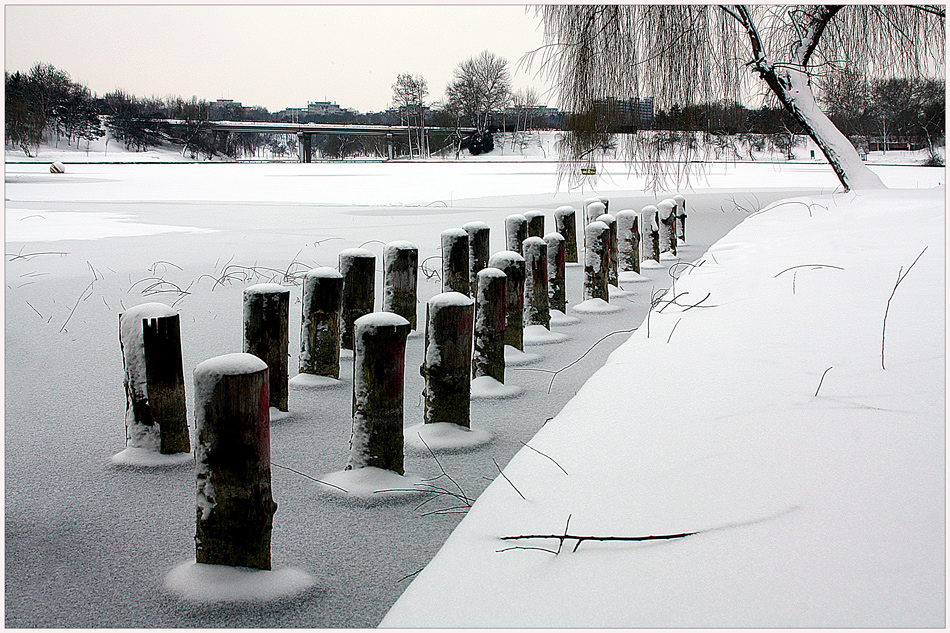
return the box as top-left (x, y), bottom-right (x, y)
top-left (382, 185), bottom-right (946, 627)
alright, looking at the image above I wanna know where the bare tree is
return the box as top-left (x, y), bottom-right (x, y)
top-left (392, 73), bottom-right (429, 158)
top-left (534, 5), bottom-right (945, 191)
top-left (446, 50), bottom-right (512, 137)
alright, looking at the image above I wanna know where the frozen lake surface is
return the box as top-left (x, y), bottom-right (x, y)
top-left (4, 159), bottom-right (927, 626)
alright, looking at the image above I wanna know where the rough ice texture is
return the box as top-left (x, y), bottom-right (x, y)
top-left (405, 422), bottom-right (492, 453)
top-left (523, 324), bottom-right (569, 346)
top-left (571, 298), bottom-right (624, 314)
top-left (164, 560), bottom-right (315, 603)
top-left (306, 266), bottom-right (342, 279)
top-left (470, 376), bottom-right (524, 400)
top-left (316, 466), bottom-right (426, 501)
top-left (243, 283), bottom-right (289, 295)
top-left (119, 302), bottom-right (178, 451)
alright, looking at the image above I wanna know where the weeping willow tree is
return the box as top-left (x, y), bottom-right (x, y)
top-left (535, 5), bottom-right (945, 191)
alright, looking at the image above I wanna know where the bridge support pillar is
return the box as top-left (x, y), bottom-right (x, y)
top-left (297, 132), bottom-right (312, 163)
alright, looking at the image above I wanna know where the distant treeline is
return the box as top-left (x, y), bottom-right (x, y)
top-left (5, 62), bottom-right (944, 160)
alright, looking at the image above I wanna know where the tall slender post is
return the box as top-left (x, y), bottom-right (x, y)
top-left (504, 214), bottom-right (528, 255)
top-left (616, 210), bottom-right (641, 274)
top-left (473, 268), bottom-right (507, 383)
top-left (243, 284), bottom-right (290, 412)
top-left (422, 292), bottom-right (475, 428)
top-left (599, 213), bottom-right (618, 286)
top-left (524, 210), bottom-right (545, 239)
top-left (657, 199), bottom-right (677, 256)
top-left (584, 221), bottom-right (610, 302)
top-left (487, 251), bottom-right (526, 351)
top-left (544, 232), bottom-right (566, 312)
top-left (339, 248), bottom-right (376, 350)
top-left (441, 228), bottom-right (470, 295)
top-left (118, 302), bottom-right (190, 455)
top-left (522, 236), bottom-right (550, 329)
top-left (641, 205), bottom-right (660, 263)
top-left (554, 205), bottom-right (578, 263)
top-left (194, 353), bottom-right (276, 570)
top-left (463, 221), bottom-right (490, 298)
top-left (299, 268), bottom-right (343, 379)
top-left (349, 313), bottom-right (411, 474)
top-left (673, 194), bottom-right (687, 242)
top-left (382, 241), bottom-right (418, 330)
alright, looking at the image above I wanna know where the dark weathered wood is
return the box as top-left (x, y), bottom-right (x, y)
top-left (584, 221), bottom-right (610, 302)
top-left (523, 236), bottom-right (550, 329)
top-left (599, 213), bottom-right (618, 286)
top-left (441, 228), bottom-right (470, 296)
top-left (554, 205), bottom-right (578, 263)
top-left (488, 251), bottom-right (526, 350)
top-left (504, 214), bottom-right (528, 255)
top-left (544, 232), bottom-right (566, 312)
top-left (463, 221), bottom-right (490, 298)
top-left (524, 210), bottom-right (545, 239)
top-left (658, 199), bottom-right (677, 256)
top-left (300, 267), bottom-right (343, 379)
top-left (243, 284), bottom-right (290, 412)
top-left (142, 313), bottom-right (190, 454)
top-left (616, 210), bottom-right (641, 274)
top-left (641, 206), bottom-right (660, 262)
top-left (473, 268), bottom-right (507, 382)
top-left (194, 353), bottom-right (275, 570)
top-left (339, 248), bottom-right (376, 350)
top-left (382, 241), bottom-right (418, 329)
top-left (422, 292), bottom-right (474, 428)
top-left (349, 313), bottom-right (411, 474)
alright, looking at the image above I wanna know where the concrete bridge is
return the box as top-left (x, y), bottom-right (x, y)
top-left (160, 119), bottom-right (475, 162)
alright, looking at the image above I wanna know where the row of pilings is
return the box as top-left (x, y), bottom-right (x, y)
top-left (116, 193), bottom-right (689, 582)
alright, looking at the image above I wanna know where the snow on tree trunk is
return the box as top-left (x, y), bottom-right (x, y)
top-left (441, 228), bottom-right (470, 296)
top-left (641, 205), bottom-right (660, 262)
top-left (299, 268), bottom-right (343, 379)
top-left (584, 221), bottom-right (610, 302)
top-left (673, 195), bottom-right (687, 242)
top-left (657, 200), bottom-right (677, 256)
top-left (339, 248), bottom-right (376, 350)
top-left (522, 236), bottom-right (550, 329)
top-left (243, 284), bottom-right (290, 412)
top-left (544, 232), bottom-right (567, 312)
top-left (382, 241), bottom-right (418, 330)
top-left (599, 213), bottom-right (618, 286)
top-left (504, 214), bottom-right (528, 255)
top-left (488, 251), bottom-right (526, 350)
top-left (473, 268), bottom-right (507, 383)
top-left (348, 313), bottom-right (411, 474)
top-left (463, 222), bottom-right (490, 298)
top-left (422, 292), bottom-right (474, 428)
top-left (118, 302), bottom-right (189, 454)
top-left (554, 205), bottom-right (578, 263)
top-left (616, 210), bottom-right (641, 274)
top-left (524, 210), bottom-right (545, 239)
top-left (193, 352), bottom-right (276, 570)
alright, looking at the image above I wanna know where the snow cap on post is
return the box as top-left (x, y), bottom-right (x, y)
top-left (586, 201), bottom-right (607, 225)
top-left (504, 214), bottom-right (528, 255)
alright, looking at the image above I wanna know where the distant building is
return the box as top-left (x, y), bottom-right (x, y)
top-left (592, 97), bottom-right (654, 130)
top-left (308, 101), bottom-right (344, 116)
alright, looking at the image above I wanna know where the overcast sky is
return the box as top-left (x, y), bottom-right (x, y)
top-left (5, 4), bottom-right (555, 113)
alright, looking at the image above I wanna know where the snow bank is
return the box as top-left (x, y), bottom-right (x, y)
top-left (164, 560), bottom-right (315, 603)
top-left (382, 186), bottom-right (945, 628)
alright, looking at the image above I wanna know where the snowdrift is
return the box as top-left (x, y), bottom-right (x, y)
top-left (382, 187), bottom-right (946, 628)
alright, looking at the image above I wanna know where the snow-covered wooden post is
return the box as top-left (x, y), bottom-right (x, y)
top-left (584, 221), bottom-right (610, 302)
top-left (504, 214), bottom-right (528, 255)
top-left (339, 248), bottom-right (376, 350)
top-left (463, 221), bottom-right (490, 298)
top-left (349, 312), bottom-right (411, 474)
top-left (487, 251), bottom-right (526, 351)
top-left (544, 232), bottom-right (567, 313)
top-left (657, 199), bottom-right (677, 256)
top-left (382, 241), bottom-right (418, 330)
top-left (600, 213), bottom-right (619, 286)
top-left (522, 236), bottom-right (550, 329)
top-left (524, 210), bottom-right (545, 239)
top-left (422, 292), bottom-right (474, 428)
top-left (597, 195), bottom-right (609, 214)
top-left (641, 205), bottom-right (660, 263)
top-left (554, 205), bottom-right (578, 263)
top-left (243, 284), bottom-right (290, 412)
top-left (472, 268), bottom-right (507, 383)
top-left (673, 194), bottom-right (687, 242)
top-left (194, 353), bottom-right (276, 570)
top-left (441, 228), bottom-right (470, 296)
top-left (585, 200), bottom-right (606, 226)
top-left (299, 268), bottom-right (343, 379)
top-left (118, 302), bottom-right (190, 455)
top-left (616, 210), bottom-right (641, 274)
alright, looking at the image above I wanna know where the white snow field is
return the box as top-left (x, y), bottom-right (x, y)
top-left (4, 146), bottom-right (944, 627)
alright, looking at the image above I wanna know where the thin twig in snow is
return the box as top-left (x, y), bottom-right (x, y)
top-left (518, 441), bottom-right (569, 475)
top-left (882, 247), bottom-right (927, 370)
top-left (492, 458), bottom-right (526, 500)
top-left (815, 366), bottom-right (833, 396)
top-left (270, 461), bottom-right (348, 493)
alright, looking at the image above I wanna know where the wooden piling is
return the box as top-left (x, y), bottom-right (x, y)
top-left (584, 221), bottom-right (610, 302)
top-left (487, 251), bottom-right (526, 351)
top-left (441, 228), bottom-right (470, 296)
top-left (422, 292), bottom-right (475, 428)
top-left (544, 232), bottom-right (566, 312)
top-left (243, 284), bottom-right (290, 412)
top-left (522, 236), bottom-right (550, 329)
top-left (524, 210), bottom-right (545, 239)
top-left (554, 206), bottom-right (578, 263)
top-left (382, 241), bottom-right (418, 329)
top-left (472, 268), bottom-right (507, 383)
top-left (616, 210), bottom-right (641, 274)
top-left (641, 205), bottom-right (660, 262)
top-left (299, 267), bottom-right (343, 379)
top-left (504, 214), bottom-right (528, 255)
top-left (463, 221), bottom-right (490, 298)
top-left (339, 248), bottom-right (376, 350)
